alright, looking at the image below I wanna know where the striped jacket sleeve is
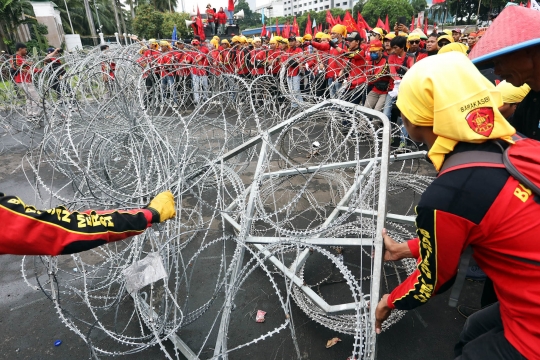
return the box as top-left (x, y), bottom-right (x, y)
top-left (387, 206), bottom-right (474, 310)
top-left (0, 193), bottom-right (154, 256)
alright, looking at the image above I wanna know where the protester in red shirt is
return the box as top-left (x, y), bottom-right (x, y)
top-left (0, 191), bottom-right (175, 256)
top-left (157, 40), bottom-right (178, 107)
top-left (250, 37), bottom-right (266, 77)
top-left (365, 40), bottom-right (393, 112)
top-left (227, 0), bottom-right (235, 25)
top-left (279, 37), bottom-right (303, 108)
top-left (310, 24), bottom-right (348, 98)
top-left (376, 52), bottom-right (540, 360)
top-left (406, 34), bottom-right (428, 63)
top-left (206, 4), bottom-right (216, 35)
top-left (235, 37), bottom-right (250, 77)
top-left (185, 39), bottom-right (209, 105)
top-left (340, 31), bottom-right (366, 105)
top-left (216, 7), bottom-right (227, 35)
top-left (11, 42), bottom-right (41, 118)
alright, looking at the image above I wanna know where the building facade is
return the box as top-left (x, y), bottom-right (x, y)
top-left (255, 0), bottom-right (355, 17)
top-left (30, 0), bottom-right (64, 48)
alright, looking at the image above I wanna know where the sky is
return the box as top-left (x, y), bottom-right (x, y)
top-left (175, 0), bottom-right (256, 14)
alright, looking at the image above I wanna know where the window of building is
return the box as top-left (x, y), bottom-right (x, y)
top-left (342, 1), bottom-right (347, 4)
top-left (336, 2), bottom-right (340, 5)
top-left (325, 4), bottom-right (329, 8)
top-left (294, 5), bottom-right (297, 7)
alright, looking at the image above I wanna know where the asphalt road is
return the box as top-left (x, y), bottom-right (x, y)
top-left (0, 128), bottom-right (484, 360)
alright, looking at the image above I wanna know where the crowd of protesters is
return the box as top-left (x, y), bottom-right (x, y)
top-left (3, 4), bottom-right (540, 360)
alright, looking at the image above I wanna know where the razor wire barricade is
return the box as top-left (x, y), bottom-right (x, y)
top-left (0, 45), bottom-right (435, 359)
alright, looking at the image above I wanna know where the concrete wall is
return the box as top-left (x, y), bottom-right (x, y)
top-left (30, 1), bottom-right (64, 48)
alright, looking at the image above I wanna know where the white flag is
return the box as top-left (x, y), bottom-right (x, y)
top-left (312, 18), bottom-right (317, 28)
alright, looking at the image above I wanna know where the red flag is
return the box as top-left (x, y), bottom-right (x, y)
top-left (283, 21), bottom-right (290, 38)
top-left (261, 23), bottom-right (266, 37)
top-left (424, 16), bottom-right (428, 34)
top-left (335, 15), bottom-right (342, 25)
top-left (318, 24), bottom-right (322, 32)
top-left (417, 16), bottom-right (421, 29)
top-left (196, 6), bottom-right (205, 41)
top-left (357, 13), bottom-right (372, 31)
top-left (376, 17), bottom-right (385, 29)
top-left (276, 18), bottom-right (281, 36)
top-left (326, 10), bottom-right (335, 26)
top-left (343, 11), bottom-right (358, 33)
top-left (410, 15), bottom-right (415, 32)
top-left (305, 14), bottom-right (313, 36)
top-left (293, 16), bottom-right (299, 36)
top-left (527, 0), bottom-right (531, 7)
top-left (384, 15), bottom-right (390, 32)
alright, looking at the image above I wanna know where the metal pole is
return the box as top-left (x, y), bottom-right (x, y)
top-left (63, 0), bottom-right (74, 34)
top-left (93, 0), bottom-right (102, 30)
top-left (476, 0), bottom-right (482, 28)
top-left (83, 0), bottom-right (98, 45)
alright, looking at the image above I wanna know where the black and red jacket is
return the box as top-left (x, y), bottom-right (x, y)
top-left (387, 141), bottom-right (540, 359)
top-left (0, 193), bottom-right (153, 256)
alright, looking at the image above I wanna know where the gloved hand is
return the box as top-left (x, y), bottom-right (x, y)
top-left (147, 190), bottom-right (176, 223)
top-left (329, 40), bottom-right (338, 48)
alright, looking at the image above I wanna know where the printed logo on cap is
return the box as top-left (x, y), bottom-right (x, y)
top-left (465, 107), bottom-right (495, 137)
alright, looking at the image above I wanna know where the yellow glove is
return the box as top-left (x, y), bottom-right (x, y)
top-left (147, 191), bottom-right (176, 223)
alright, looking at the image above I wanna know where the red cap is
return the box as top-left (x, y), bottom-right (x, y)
top-left (369, 39), bottom-right (383, 51)
top-left (452, 28), bottom-right (462, 33)
top-left (470, 6), bottom-right (540, 67)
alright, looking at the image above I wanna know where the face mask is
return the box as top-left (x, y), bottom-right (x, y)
top-left (370, 53), bottom-right (379, 60)
top-left (331, 38), bottom-right (338, 44)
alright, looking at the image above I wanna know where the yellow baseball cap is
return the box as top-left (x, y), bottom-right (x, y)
top-left (372, 27), bottom-right (384, 36)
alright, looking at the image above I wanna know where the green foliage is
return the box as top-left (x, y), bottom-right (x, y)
top-left (353, 0), bottom-right (367, 16)
top-left (362, 0), bottom-right (413, 28)
top-left (133, 4), bottom-right (164, 38)
top-left (161, 12), bottom-right (190, 40)
top-left (411, 0), bottom-right (427, 14)
top-left (57, 0), bottom-right (128, 36)
top-left (234, 0), bottom-right (262, 28)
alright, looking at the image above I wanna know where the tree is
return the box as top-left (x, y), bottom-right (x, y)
top-left (353, 0), bottom-right (367, 17)
top-left (0, 0), bottom-right (35, 46)
top-left (150, 0), bottom-right (178, 13)
top-left (234, 0), bottom-right (261, 28)
top-left (161, 12), bottom-right (190, 40)
top-left (361, 0), bottom-right (413, 28)
top-left (132, 3), bottom-right (163, 38)
top-left (411, 0), bottom-right (427, 14)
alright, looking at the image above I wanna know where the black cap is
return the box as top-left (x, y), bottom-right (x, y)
top-left (345, 31), bottom-right (362, 42)
top-left (288, 36), bottom-right (297, 42)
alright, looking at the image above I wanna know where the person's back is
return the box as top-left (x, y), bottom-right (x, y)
top-left (412, 140), bottom-right (540, 358)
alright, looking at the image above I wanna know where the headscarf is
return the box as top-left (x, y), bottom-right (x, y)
top-left (438, 42), bottom-right (468, 55)
top-left (210, 39), bottom-right (219, 49)
top-left (396, 52), bottom-right (516, 171)
top-left (496, 80), bottom-right (531, 104)
top-left (331, 24), bottom-right (347, 37)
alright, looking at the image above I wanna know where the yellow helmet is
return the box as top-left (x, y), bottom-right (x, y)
top-left (231, 35), bottom-right (240, 43)
top-left (303, 34), bottom-right (313, 41)
top-left (296, 36), bottom-right (303, 43)
top-left (314, 32), bottom-right (324, 39)
top-left (138, 46), bottom-right (148, 54)
top-left (159, 40), bottom-right (170, 47)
